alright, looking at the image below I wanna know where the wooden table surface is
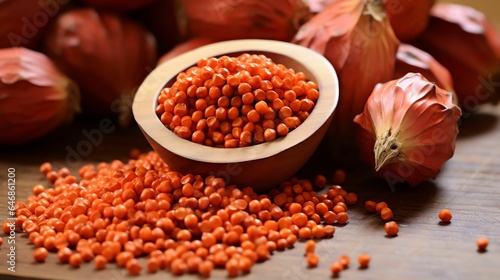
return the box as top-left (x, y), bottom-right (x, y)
top-left (1, 1), bottom-right (500, 280)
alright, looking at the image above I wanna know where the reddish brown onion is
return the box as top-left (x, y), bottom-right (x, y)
top-left (394, 44), bottom-right (454, 92)
top-left (384, 0), bottom-right (436, 42)
top-left (0, 0), bottom-right (69, 49)
top-left (0, 47), bottom-right (80, 145)
top-left (412, 3), bottom-right (500, 107)
top-left (181, 0), bottom-right (311, 41)
top-left (354, 73), bottom-right (461, 186)
top-left (44, 8), bottom-right (157, 123)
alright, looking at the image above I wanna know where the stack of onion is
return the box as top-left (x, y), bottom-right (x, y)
top-left (44, 8), bottom-right (157, 125)
top-left (0, 48), bottom-right (80, 145)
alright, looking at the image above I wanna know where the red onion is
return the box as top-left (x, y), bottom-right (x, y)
top-left (181, 0), bottom-right (311, 41)
top-left (412, 3), bottom-right (500, 107)
top-left (293, 0), bottom-right (399, 153)
top-left (0, 47), bottom-right (80, 145)
top-left (384, 0), bottom-right (436, 42)
top-left (44, 8), bottom-right (157, 124)
top-left (0, 0), bottom-right (69, 49)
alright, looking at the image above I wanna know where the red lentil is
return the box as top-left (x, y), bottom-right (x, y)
top-left (126, 258), bottom-right (142, 276)
top-left (332, 169), bottom-right (346, 184)
top-left (199, 260), bottom-right (214, 277)
top-left (69, 253), bottom-right (83, 268)
top-left (380, 207), bottom-right (393, 221)
top-left (226, 257), bottom-right (239, 277)
top-left (324, 225), bottom-right (335, 238)
top-left (34, 247), bottom-right (48, 262)
top-left (306, 252), bottom-right (319, 268)
top-left (477, 237), bottom-right (489, 251)
top-left (147, 257), bottom-right (161, 273)
top-left (384, 221), bottom-right (399, 236)
top-left (358, 253), bottom-right (371, 269)
top-left (345, 192), bottom-right (358, 205)
top-left (338, 255), bottom-right (350, 268)
top-left (375, 202), bottom-right (388, 214)
top-left (364, 201), bottom-right (377, 213)
top-left (336, 212), bottom-right (349, 224)
top-left (313, 175), bottom-right (327, 189)
top-left (94, 255), bottom-right (107, 270)
top-left (330, 262), bottom-right (343, 277)
top-left (57, 247), bottom-right (72, 263)
top-left (438, 209), bottom-right (452, 223)
top-left (305, 239), bottom-right (315, 254)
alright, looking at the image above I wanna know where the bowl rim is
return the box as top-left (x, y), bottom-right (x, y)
top-left (133, 39), bottom-right (339, 164)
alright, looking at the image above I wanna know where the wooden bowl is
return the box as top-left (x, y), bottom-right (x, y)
top-left (133, 39), bottom-right (339, 192)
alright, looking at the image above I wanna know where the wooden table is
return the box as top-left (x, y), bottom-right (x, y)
top-left (1, 102), bottom-right (500, 280)
top-left (1, 1), bottom-right (500, 279)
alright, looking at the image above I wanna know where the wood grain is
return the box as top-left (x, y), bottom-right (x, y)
top-left (1, 1), bottom-right (500, 280)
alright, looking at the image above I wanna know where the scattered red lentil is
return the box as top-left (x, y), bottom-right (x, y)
top-left (94, 255), bottom-right (107, 270)
top-left (358, 253), bottom-right (371, 269)
top-left (2, 221), bottom-right (10, 234)
top-left (476, 237), bottom-right (489, 251)
top-left (332, 169), bottom-right (346, 185)
top-left (305, 239), bottom-right (315, 255)
top-left (225, 257), bottom-right (239, 277)
top-left (438, 209), bottom-right (452, 223)
top-left (330, 262), bottom-right (343, 277)
top-left (199, 260), bottom-right (214, 277)
top-left (380, 207), bottom-right (393, 221)
top-left (375, 202), bottom-right (388, 214)
top-left (338, 255), bottom-right (350, 269)
top-left (313, 175), bottom-right (327, 189)
top-left (57, 247), bottom-right (72, 263)
top-left (9, 150), bottom-right (364, 277)
top-left (34, 247), bottom-right (48, 263)
top-left (126, 258), bottom-right (142, 276)
top-left (306, 252), bottom-right (320, 268)
top-left (69, 253), bottom-right (83, 268)
top-left (344, 192), bottom-right (358, 205)
top-left (364, 201), bottom-right (377, 213)
top-left (336, 212), bottom-right (349, 224)
top-left (147, 257), bottom-right (161, 273)
top-left (384, 221), bottom-right (399, 236)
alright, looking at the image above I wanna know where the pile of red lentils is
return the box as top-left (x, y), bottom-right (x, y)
top-left (3, 151), bottom-right (359, 277)
top-left (156, 54), bottom-right (319, 147)
top-left (0, 150), bottom-right (489, 277)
